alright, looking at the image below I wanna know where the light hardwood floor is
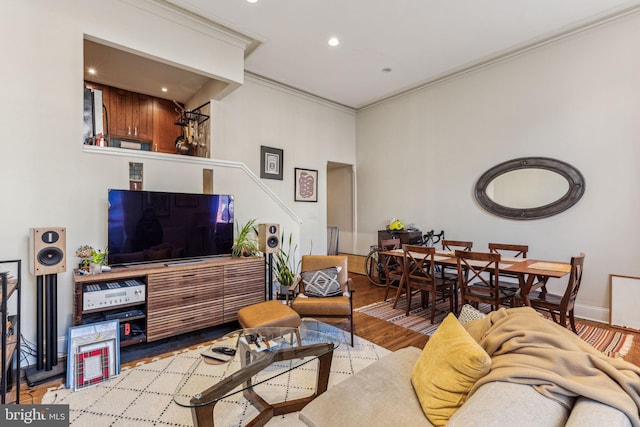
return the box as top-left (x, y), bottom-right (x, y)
top-left (18, 273), bottom-right (640, 404)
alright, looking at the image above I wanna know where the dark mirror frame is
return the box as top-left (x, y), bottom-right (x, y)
top-left (474, 157), bottom-right (585, 220)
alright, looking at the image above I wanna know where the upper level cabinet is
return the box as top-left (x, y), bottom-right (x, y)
top-left (153, 98), bottom-right (182, 154)
top-left (110, 88), bottom-right (154, 141)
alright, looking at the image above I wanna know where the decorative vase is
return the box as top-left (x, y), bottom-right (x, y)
top-left (90, 262), bottom-right (102, 275)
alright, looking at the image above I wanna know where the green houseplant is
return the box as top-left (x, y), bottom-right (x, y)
top-left (232, 219), bottom-right (259, 257)
top-left (273, 232), bottom-right (300, 293)
top-left (75, 245), bottom-right (108, 274)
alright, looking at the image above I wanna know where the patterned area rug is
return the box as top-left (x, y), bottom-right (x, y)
top-left (42, 320), bottom-right (390, 426)
top-left (356, 299), bottom-right (634, 358)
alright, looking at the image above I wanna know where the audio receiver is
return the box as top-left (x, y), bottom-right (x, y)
top-left (83, 279), bottom-right (146, 311)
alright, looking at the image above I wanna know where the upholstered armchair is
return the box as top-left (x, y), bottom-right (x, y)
top-left (291, 255), bottom-right (355, 345)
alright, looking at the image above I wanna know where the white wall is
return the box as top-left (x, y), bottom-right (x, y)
top-left (356, 11), bottom-right (640, 322)
top-left (0, 0), bottom-right (356, 363)
top-left (212, 76), bottom-right (357, 256)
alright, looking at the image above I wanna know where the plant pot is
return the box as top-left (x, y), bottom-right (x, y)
top-left (90, 262), bottom-right (102, 275)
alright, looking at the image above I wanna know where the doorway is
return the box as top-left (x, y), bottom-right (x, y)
top-left (326, 162), bottom-right (355, 254)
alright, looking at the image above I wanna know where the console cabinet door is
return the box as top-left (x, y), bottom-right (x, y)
top-left (223, 259), bottom-right (265, 322)
top-left (146, 266), bottom-right (223, 341)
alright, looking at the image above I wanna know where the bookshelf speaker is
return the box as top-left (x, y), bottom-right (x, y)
top-left (30, 227), bottom-right (67, 276)
top-left (258, 223), bottom-right (280, 254)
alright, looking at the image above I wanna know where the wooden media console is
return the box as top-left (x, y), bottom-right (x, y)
top-left (73, 256), bottom-right (265, 347)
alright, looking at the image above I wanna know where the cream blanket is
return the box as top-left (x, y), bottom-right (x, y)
top-left (464, 307), bottom-right (640, 426)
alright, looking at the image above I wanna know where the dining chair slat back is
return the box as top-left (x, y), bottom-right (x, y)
top-left (403, 244), bottom-right (454, 320)
top-left (488, 242), bottom-right (529, 290)
top-left (456, 250), bottom-right (517, 312)
top-left (520, 253), bottom-right (585, 333)
top-left (440, 240), bottom-right (474, 284)
top-left (380, 238), bottom-right (402, 301)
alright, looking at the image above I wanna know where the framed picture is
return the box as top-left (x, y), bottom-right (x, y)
top-left (294, 168), bottom-right (318, 202)
top-left (610, 274), bottom-right (640, 330)
top-left (67, 320), bottom-right (120, 390)
top-left (260, 146), bottom-right (284, 180)
top-left (75, 346), bottom-right (110, 390)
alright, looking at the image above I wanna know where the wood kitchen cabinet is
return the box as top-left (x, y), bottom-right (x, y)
top-left (110, 88), bottom-right (154, 141)
top-left (153, 98), bottom-right (183, 153)
top-left (84, 81), bottom-right (186, 152)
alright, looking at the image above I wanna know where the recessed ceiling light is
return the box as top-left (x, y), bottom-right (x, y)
top-left (161, 87), bottom-right (168, 92)
top-left (247, 0), bottom-right (258, 3)
top-left (328, 37), bottom-right (340, 47)
top-left (87, 67), bottom-right (96, 75)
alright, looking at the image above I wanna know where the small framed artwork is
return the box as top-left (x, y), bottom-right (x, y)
top-left (67, 320), bottom-right (120, 390)
top-left (260, 146), bottom-right (284, 180)
top-left (295, 168), bottom-right (318, 202)
top-left (75, 346), bottom-right (110, 390)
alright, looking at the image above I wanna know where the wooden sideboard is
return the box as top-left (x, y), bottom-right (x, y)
top-left (73, 256), bottom-right (265, 347)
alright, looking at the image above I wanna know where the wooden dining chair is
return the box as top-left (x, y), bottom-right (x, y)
top-left (442, 239), bottom-right (473, 252)
top-left (402, 245), bottom-right (454, 320)
top-left (488, 243), bottom-right (529, 291)
top-left (440, 239), bottom-right (473, 281)
top-left (380, 238), bottom-right (403, 301)
top-left (518, 253), bottom-right (585, 333)
top-left (457, 250), bottom-right (517, 312)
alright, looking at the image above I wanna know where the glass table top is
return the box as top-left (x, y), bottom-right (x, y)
top-left (173, 326), bottom-right (339, 408)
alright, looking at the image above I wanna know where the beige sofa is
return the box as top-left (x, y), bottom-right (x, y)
top-left (300, 307), bottom-right (638, 427)
top-left (299, 346), bottom-right (631, 427)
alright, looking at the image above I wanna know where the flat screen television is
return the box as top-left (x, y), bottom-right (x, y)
top-left (107, 189), bottom-right (234, 266)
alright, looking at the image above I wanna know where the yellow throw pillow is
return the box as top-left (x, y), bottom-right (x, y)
top-left (410, 312), bottom-right (491, 426)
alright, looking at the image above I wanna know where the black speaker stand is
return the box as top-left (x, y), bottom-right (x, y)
top-left (265, 253), bottom-right (274, 300)
top-left (25, 273), bottom-right (65, 386)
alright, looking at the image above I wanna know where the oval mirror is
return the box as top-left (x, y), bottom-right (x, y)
top-left (475, 157), bottom-right (585, 220)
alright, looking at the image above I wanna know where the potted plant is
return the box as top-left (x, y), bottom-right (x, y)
top-left (75, 245), bottom-right (108, 274)
top-left (273, 232), bottom-right (300, 295)
top-left (232, 219), bottom-right (259, 257)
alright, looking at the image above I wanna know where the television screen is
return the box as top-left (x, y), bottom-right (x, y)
top-left (107, 189), bottom-right (234, 265)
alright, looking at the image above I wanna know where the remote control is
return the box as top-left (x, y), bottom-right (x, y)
top-left (211, 346), bottom-right (236, 356)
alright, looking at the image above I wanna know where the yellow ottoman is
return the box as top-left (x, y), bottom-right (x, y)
top-left (237, 300), bottom-right (302, 329)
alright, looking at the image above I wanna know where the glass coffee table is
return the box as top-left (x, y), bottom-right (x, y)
top-left (173, 327), bottom-right (339, 427)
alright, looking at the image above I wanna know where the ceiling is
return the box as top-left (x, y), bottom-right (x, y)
top-left (86, 0), bottom-right (640, 109)
top-left (84, 39), bottom-right (213, 104)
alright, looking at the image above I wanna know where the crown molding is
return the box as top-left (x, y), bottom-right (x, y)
top-left (359, 4), bottom-right (640, 112)
top-left (122, 0), bottom-right (258, 52)
top-left (245, 72), bottom-right (356, 115)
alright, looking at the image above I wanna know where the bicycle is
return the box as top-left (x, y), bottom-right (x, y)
top-left (364, 230), bottom-right (401, 286)
top-left (422, 229), bottom-right (445, 247)
top-left (364, 229), bottom-right (445, 286)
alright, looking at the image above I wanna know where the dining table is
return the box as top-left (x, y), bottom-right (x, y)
top-left (380, 248), bottom-right (572, 312)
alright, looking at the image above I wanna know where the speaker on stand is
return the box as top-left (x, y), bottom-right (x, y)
top-left (26, 227), bottom-right (67, 386)
top-left (258, 224), bottom-right (280, 300)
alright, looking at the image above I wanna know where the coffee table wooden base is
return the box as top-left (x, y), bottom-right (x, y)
top-left (190, 344), bottom-right (334, 427)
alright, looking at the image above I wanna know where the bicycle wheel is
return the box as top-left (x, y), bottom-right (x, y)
top-left (365, 247), bottom-right (386, 286)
